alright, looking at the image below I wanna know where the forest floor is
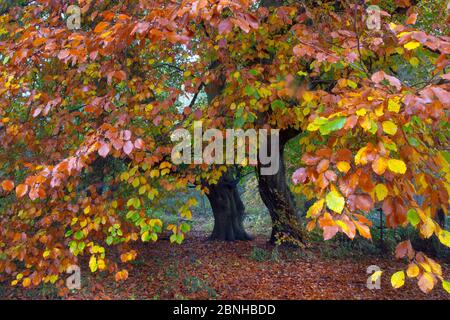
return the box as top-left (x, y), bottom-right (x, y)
top-left (1, 232), bottom-right (449, 300)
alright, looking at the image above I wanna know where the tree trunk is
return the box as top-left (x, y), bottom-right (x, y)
top-left (257, 129), bottom-right (303, 245)
top-left (206, 172), bottom-right (252, 241)
top-left (202, 68), bottom-right (251, 241)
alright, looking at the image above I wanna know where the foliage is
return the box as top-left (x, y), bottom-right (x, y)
top-left (0, 0), bottom-right (448, 295)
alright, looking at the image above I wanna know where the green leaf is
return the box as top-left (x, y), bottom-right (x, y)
top-left (106, 236), bottom-right (113, 246)
top-left (443, 280), bottom-right (450, 294)
top-left (141, 231), bottom-right (150, 242)
top-left (176, 233), bottom-right (184, 244)
top-left (319, 117), bottom-right (346, 135)
top-left (407, 209), bottom-right (420, 227)
top-left (180, 223), bottom-right (191, 233)
top-left (407, 137), bottom-right (420, 147)
top-left (233, 116), bottom-right (245, 128)
top-left (65, 230), bottom-right (73, 238)
top-left (441, 151), bottom-right (450, 164)
top-left (271, 99), bottom-right (285, 111)
top-left (74, 230), bottom-right (84, 240)
top-left (77, 242), bottom-right (85, 252)
top-left (244, 85), bottom-right (255, 96)
top-left (347, 80), bottom-right (357, 89)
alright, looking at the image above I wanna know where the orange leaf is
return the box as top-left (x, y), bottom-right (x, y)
top-left (16, 184), bottom-right (28, 198)
top-left (94, 21), bottom-right (109, 33)
top-left (1, 180), bottom-right (14, 192)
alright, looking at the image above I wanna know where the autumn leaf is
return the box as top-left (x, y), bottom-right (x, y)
top-left (94, 21), bottom-right (109, 33)
top-left (406, 263), bottom-right (420, 278)
top-left (443, 280), bottom-right (450, 294)
top-left (336, 161), bottom-right (350, 173)
top-left (89, 255), bottom-right (98, 273)
top-left (438, 229), bottom-right (450, 247)
top-left (115, 269), bottom-right (129, 282)
top-left (372, 157), bottom-right (388, 175)
top-left (382, 121), bottom-right (398, 136)
top-left (22, 277), bottom-right (31, 288)
top-left (306, 199), bottom-right (325, 218)
top-left (98, 142), bottom-right (111, 158)
top-left (375, 184), bottom-right (388, 201)
top-left (391, 271), bottom-right (405, 289)
top-left (418, 272), bottom-right (435, 293)
top-left (387, 159), bottom-right (407, 174)
top-left (326, 190), bottom-right (345, 214)
top-left (1, 180), bottom-right (14, 192)
top-left (407, 209), bottom-right (420, 227)
top-left (404, 41), bottom-right (421, 51)
top-left (15, 184), bottom-right (28, 198)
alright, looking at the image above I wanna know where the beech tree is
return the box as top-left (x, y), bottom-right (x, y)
top-left (0, 0), bottom-right (449, 295)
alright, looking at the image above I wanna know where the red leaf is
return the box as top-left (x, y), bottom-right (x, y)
top-left (123, 141), bottom-right (134, 155)
top-left (98, 142), bottom-right (111, 158)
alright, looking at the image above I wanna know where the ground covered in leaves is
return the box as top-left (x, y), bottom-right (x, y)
top-left (1, 232), bottom-right (449, 300)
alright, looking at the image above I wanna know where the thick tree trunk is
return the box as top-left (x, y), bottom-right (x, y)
top-left (257, 129), bottom-right (303, 245)
top-left (203, 69), bottom-right (251, 241)
top-left (206, 172), bottom-right (252, 241)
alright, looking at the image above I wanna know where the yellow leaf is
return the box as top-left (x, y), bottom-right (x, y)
top-left (306, 199), bottom-right (325, 218)
top-left (406, 263), bottom-right (420, 278)
top-left (97, 259), bottom-right (106, 270)
top-left (356, 108), bottom-right (367, 116)
top-left (404, 41), bottom-right (421, 51)
top-left (443, 280), bottom-right (450, 294)
top-left (355, 146), bottom-right (368, 165)
top-left (438, 229), bottom-right (450, 247)
top-left (382, 121), bottom-right (398, 135)
top-left (388, 159), bottom-right (407, 174)
top-left (302, 91), bottom-right (314, 103)
top-left (391, 271), bottom-right (405, 289)
top-left (150, 169), bottom-right (160, 178)
top-left (409, 57), bottom-right (419, 68)
top-left (138, 185), bottom-right (146, 195)
top-left (132, 177), bottom-right (140, 188)
top-left (388, 98), bottom-right (401, 113)
top-left (336, 161), bottom-right (350, 173)
top-left (89, 255), bottom-right (98, 273)
top-left (326, 190), bottom-right (345, 214)
top-left (375, 184), bottom-right (388, 201)
top-left (420, 218), bottom-right (435, 238)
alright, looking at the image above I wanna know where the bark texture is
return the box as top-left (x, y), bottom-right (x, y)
top-left (203, 65), bottom-right (252, 241)
top-left (257, 129), bottom-right (303, 245)
top-left (206, 172), bottom-right (252, 241)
